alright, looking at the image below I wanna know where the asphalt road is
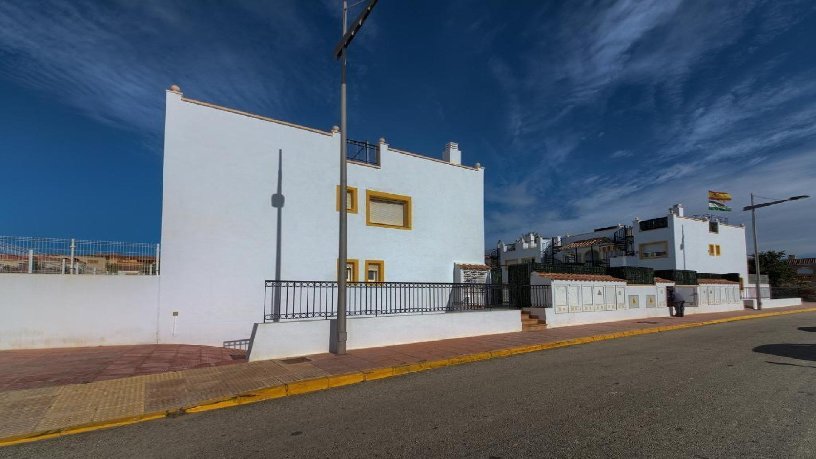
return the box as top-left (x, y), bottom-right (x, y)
top-left (4, 312), bottom-right (816, 458)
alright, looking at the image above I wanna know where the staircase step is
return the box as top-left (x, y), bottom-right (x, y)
top-left (523, 324), bottom-right (548, 331)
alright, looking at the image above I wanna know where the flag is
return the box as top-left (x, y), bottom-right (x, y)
top-left (708, 190), bottom-right (732, 201)
top-left (708, 200), bottom-right (732, 211)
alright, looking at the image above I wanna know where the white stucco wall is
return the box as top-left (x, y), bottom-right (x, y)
top-left (674, 283), bottom-right (744, 313)
top-left (529, 275), bottom-right (687, 327)
top-left (671, 216), bottom-right (748, 283)
top-left (744, 298), bottom-right (802, 309)
top-left (630, 223), bottom-right (676, 271)
top-left (247, 310), bottom-right (521, 361)
top-left (160, 91), bottom-right (485, 346)
top-left (0, 274), bottom-right (159, 350)
top-left (627, 213), bottom-right (748, 284)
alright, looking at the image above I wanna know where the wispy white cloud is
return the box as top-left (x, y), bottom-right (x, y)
top-left (0, 1), bottom-right (333, 137)
top-left (489, 148), bottom-right (816, 256)
top-left (484, 0), bottom-right (815, 256)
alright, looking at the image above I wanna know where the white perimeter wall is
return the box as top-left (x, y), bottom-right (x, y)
top-left (247, 310), bottom-right (520, 361)
top-left (0, 274), bottom-right (159, 350)
top-left (535, 280), bottom-right (671, 328)
top-left (744, 298), bottom-right (803, 309)
top-left (531, 275), bottom-right (744, 327)
top-left (160, 91), bottom-right (485, 346)
top-left (675, 284), bottom-right (744, 313)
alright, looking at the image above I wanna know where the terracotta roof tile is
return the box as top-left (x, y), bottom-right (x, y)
top-left (536, 272), bottom-right (624, 282)
top-left (788, 258), bottom-right (816, 265)
top-left (697, 278), bottom-right (739, 285)
top-left (458, 263), bottom-right (490, 271)
top-left (560, 237), bottom-right (614, 250)
top-left (654, 277), bottom-right (675, 283)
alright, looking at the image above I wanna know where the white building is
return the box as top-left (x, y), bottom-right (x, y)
top-left (611, 204), bottom-right (748, 285)
top-left (496, 233), bottom-right (554, 266)
top-left (159, 86), bottom-right (487, 346)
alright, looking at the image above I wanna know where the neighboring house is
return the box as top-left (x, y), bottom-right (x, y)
top-left (496, 233), bottom-right (553, 266)
top-left (788, 255), bottom-right (816, 279)
top-left (556, 225), bottom-right (632, 264)
top-left (501, 204), bottom-right (748, 286)
top-left (620, 204), bottom-right (748, 286)
top-left (159, 86), bottom-right (486, 346)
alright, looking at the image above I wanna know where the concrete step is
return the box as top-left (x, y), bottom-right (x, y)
top-left (523, 323), bottom-right (548, 331)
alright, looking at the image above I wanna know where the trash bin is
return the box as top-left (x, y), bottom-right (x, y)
top-left (674, 300), bottom-right (686, 317)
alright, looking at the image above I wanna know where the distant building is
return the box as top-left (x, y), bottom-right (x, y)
top-left (497, 203), bottom-right (749, 287)
top-left (788, 255), bottom-right (816, 291)
top-left (611, 204), bottom-right (748, 286)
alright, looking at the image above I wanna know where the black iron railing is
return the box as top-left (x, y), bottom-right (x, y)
top-left (264, 281), bottom-right (551, 321)
top-left (347, 139), bottom-right (379, 165)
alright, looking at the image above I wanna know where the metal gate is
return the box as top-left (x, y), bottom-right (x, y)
top-left (507, 264), bottom-right (533, 308)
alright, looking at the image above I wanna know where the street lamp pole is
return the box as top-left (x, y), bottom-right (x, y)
top-left (332, 0), bottom-right (378, 355)
top-left (750, 193), bottom-right (762, 309)
top-left (743, 193), bottom-right (810, 311)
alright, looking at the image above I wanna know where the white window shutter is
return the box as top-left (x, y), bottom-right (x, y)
top-left (370, 199), bottom-right (405, 227)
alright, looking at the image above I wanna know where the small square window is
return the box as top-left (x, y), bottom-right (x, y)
top-left (365, 260), bottom-right (385, 283)
top-left (709, 221), bottom-right (719, 233)
top-left (336, 186), bottom-right (358, 214)
top-left (338, 259), bottom-right (359, 282)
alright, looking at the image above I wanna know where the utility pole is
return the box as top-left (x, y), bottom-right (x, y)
top-left (743, 193), bottom-right (809, 310)
top-left (750, 193), bottom-right (762, 309)
top-left (332, 0), bottom-right (378, 355)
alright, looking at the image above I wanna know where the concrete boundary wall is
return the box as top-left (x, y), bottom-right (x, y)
top-left (744, 298), bottom-right (802, 309)
top-left (247, 310), bottom-right (521, 361)
top-left (531, 277), bottom-right (744, 328)
top-left (0, 274), bottom-right (160, 350)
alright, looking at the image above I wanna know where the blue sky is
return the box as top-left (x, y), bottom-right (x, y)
top-left (1, 0), bottom-right (815, 256)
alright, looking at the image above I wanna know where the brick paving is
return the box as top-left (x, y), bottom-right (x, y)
top-left (0, 304), bottom-right (814, 443)
top-left (0, 345), bottom-right (246, 392)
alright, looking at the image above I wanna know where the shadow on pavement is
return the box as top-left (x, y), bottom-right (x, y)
top-left (765, 361), bottom-right (816, 369)
top-left (797, 327), bottom-right (816, 333)
top-left (754, 344), bottom-right (816, 362)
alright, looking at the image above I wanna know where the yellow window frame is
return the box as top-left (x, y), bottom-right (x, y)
top-left (365, 189), bottom-right (412, 230)
top-left (336, 185), bottom-right (358, 214)
top-left (338, 258), bottom-right (359, 283)
top-left (364, 260), bottom-right (385, 283)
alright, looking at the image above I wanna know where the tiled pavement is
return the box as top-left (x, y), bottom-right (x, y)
top-left (1, 304), bottom-right (814, 443)
top-left (0, 345), bottom-right (246, 392)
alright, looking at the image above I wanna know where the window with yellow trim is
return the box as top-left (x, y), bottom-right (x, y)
top-left (336, 186), bottom-right (358, 213)
top-left (338, 259), bottom-right (359, 282)
top-left (366, 190), bottom-right (412, 230)
top-left (715, 244), bottom-right (721, 256)
top-left (708, 244), bottom-right (721, 256)
top-left (365, 260), bottom-right (385, 282)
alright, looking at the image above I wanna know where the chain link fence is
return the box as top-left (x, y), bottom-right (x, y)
top-left (0, 236), bottom-right (160, 275)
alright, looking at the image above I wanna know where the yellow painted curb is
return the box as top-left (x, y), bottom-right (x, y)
top-left (286, 377), bottom-right (329, 395)
top-left (2, 306), bottom-right (815, 448)
top-left (328, 372), bottom-right (365, 388)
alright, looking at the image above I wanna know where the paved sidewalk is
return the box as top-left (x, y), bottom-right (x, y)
top-left (0, 345), bottom-right (246, 392)
top-left (1, 304), bottom-right (814, 444)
